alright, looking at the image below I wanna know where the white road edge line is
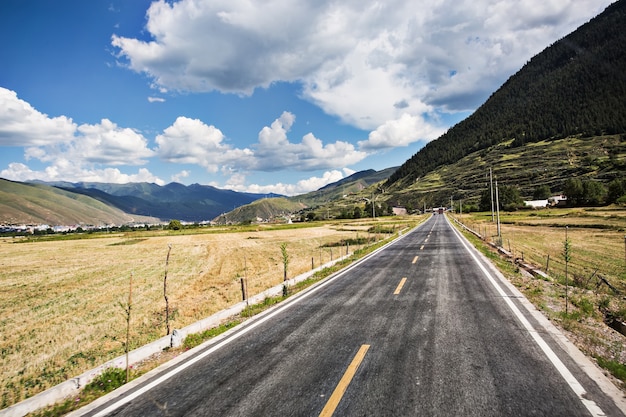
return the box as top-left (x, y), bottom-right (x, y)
top-left (447, 216), bottom-right (607, 417)
top-left (81, 222), bottom-right (425, 417)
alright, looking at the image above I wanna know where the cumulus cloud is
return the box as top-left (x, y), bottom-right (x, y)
top-left (171, 169), bottom-right (191, 183)
top-left (359, 113), bottom-right (446, 150)
top-left (155, 112), bottom-right (368, 176)
top-left (21, 118), bottom-right (155, 168)
top-left (75, 119), bottom-right (155, 165)
top-left (0, 162), bottom-right (164, 185)
top-left (0, 87), bottom-right (160, 184)
top-left (111, 0), bottom-right (609, 130)
top-left (252, 112), bottom-right (368, 171)
top-left (226, 169), bottom-right (350, 196)
top-left (155, 116), bottom-right (253, 173)
top-left (0, 84), bottom-right (367, 189)
top-left (0, 87), bottom-right (76, 146)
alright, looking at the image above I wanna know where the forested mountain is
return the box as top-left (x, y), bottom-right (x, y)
top-left (386, 0), bottom-right (626, 189)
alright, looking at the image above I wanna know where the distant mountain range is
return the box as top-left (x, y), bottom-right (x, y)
top-left (32, 181), bottom-right (282, 223)
top-left (0, 167), bottom-right (398, 225)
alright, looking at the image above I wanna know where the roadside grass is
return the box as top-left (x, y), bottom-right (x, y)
top-left (29, 368), bottom-right (133, 417)
top-left (1, 217), bottom-right (423, 411)
top-left (451, 209), bottom-right (626, 388)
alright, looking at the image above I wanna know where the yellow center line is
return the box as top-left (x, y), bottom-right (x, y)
top-left (420, 245), bottom-right (425, 251)
top-left (412, 255), bottom-right (419, 264)
top-left (393, 277), bottom-right (408, 295)
top-left (319, 344), bottom-right (371, 417)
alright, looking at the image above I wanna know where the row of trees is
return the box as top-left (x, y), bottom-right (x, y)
top-left (564, 178), bottom-right (626, 206)
top-left (337, 201), bottom-right (393, 219)
top-left (475, 177), bottom-right (626, 212)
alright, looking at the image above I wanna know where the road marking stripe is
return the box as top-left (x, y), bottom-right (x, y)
top-left (85, 223), bottom-right (427, 417)
top-left (420, 245), bottom-right (425, 250)
top-left (449, 218), bottom-right (606, 417)
top-left (393, 277), bottom-right (407, 295)
top-left (319, 344), bottom-right (370, 417)
top-left (412, 256), bottom-right (419, 264)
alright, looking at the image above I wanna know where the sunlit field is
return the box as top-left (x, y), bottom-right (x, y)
top-left (0, 219), bottom-right (416, 408)
top-left (457, 207), bottom-right (626, 289)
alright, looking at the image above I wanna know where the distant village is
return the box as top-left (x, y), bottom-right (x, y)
top-left (0, 220), bottom-right (208, 235)
top-left (1, 195), bottom-right (567, 236)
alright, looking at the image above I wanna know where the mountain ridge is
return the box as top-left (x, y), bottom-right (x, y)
top-left (385, 0), bottom-right (626, 194)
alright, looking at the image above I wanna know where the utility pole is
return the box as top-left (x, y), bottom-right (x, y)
top-left (495, 180), bottom-right (501, 244)
top-left (490, 167), bottom-right (495, 222)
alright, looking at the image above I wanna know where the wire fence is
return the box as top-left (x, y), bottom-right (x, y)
top-left (452, 215), bottom-right (626, 296)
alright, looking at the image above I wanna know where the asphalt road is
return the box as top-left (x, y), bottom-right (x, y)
top-left (76, 214), bottom-right (625, 417)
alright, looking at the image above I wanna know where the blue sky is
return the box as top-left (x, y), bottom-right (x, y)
top-left (0, 0), bottom-right (613, 195)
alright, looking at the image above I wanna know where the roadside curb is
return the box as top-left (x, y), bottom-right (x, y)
top-left (0, 253), bottom-right (352, 417)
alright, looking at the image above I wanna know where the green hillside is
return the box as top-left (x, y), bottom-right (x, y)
top-left (0, 178), bottom-right (153, 225)
top-left (213, 168), bottom-right (398, 223)
top-left (290, 167), bottom-right (398, 206)
top-left (386, 1), bottom-right (626, 197)
top-left (213, 197), bottom-right (306, 224)
top-left (386, 134), bottom-right (626, 210)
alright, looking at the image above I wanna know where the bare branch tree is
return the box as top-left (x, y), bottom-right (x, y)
top-left (118, 272), bottom-right (133, 383)
top-left (164, 244), bottom-right (172, 335)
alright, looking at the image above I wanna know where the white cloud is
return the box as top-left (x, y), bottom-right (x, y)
top-left (171, 170), bottom-right (191, 183)
top-left (0, 88), bottom-right (162, 184)
top-left (21, 119), bottom-right (155, 167)
top-left (111, 0), bottom-right (610, 130)
top-left (0, 162), bottom-right (164, 185)
top-left (252, 112), bottom-right (368, 171)
top-left (359, 113), bottom-right (446, 150)
top-left (156, 112), bottom-right (368, 176)
top-left (75, 119), bottom-right (155, 165)
top-left (0, 85), bottom-right (368, 192)
top-left (148, 96), bottom-right (166, 103)
top-left (155, 116), bottom-right (253, 173)
top-left (0, 87), bottom-right (76, 146)
top-left (226, 169), bottom-right (348, 196)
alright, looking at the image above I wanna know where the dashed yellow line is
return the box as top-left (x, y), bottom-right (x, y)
top-left (412, 255), bottom-right (419, 264)
top-left (319, 344), bottom-right (371, 417)
top-left (420, 245), bottom-right (425, 251)
top-left (393, 277), bottom-right (408, 295)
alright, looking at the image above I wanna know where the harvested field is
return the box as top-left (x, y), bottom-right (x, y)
top-left (0, 220), bottom-right (407, 408)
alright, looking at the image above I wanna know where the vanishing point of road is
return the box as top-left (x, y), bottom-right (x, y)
top-left (74, 214), bottom-right (626, 416)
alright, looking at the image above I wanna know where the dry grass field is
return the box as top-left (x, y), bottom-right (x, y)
top-left (459, 207), bottom-right (626, 289)
top-left (0, 220), bottom-right (413, 408)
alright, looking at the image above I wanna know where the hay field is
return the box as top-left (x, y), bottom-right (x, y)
top-left (0, 222), bottom-right (379, 407)
top-left (459, 208), bottom-right (626, 288)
